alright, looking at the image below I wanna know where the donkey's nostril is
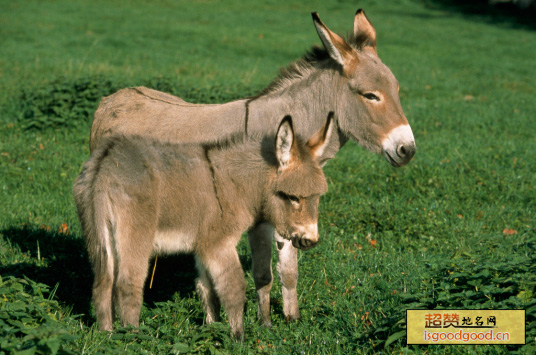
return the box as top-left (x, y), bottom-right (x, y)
top-left (397, 145), bottom-right (406, 157)
top-left (397, 144), bottom-right (409, 158)
top-left (396, 143), bottom-right (416, 160)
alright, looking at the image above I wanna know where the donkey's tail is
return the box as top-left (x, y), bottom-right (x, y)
top-left (73, 138), bottom-right (118, 330)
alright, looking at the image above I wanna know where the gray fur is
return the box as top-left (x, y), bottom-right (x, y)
top-left (74, 117), bottom-right (332, 339)
top-left (88, 9), bottom-right (416, 326)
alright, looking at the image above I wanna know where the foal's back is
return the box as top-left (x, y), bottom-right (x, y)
top-left (78, 134), bottom-right (271, 256)
top-left (90, 136), bottom-right (222, 242)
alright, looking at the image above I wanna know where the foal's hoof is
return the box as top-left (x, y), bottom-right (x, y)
top-left (285, 314), bottom-right (301, 325)
top-left (231, 330), bottom-right (245, 342)
top-left (260, 319), bottom-right (272, 329)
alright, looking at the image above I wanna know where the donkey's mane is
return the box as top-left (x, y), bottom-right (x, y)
top-left (256, 45), bottom-right (333, 97)
top-left (201, 129), bottom-right (310, 160)
top-left (256, 31), bottom-right (372, 98)
top-left (200, 131), bottom-right (253, 152)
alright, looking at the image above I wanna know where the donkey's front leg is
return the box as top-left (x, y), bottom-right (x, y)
top-left (201, 245), bottom-right (246, 340)
top-left (275, 232), bottom-right (300, 322)
top-left (195, 256), bottom-right (221, 324)
top-left (248, 222), bottom-right (274, 327)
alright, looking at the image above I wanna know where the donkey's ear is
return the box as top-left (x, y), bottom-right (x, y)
top-left (312, 12), bottom-right (355, 69)
top-left (275, 115), bottom-right (295, 169)
top-left (307, 113), bottom-right (335, 161)
top-left (352, 9), bottom-right (377, 54)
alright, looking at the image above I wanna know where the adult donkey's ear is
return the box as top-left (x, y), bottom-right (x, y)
top-left (275, 115), bottom-right (296, 170)
top-left (312, 12), bottom-right (356, 71)
top-left (307, 113), bottom-right (335, 161)
top-left (352, 9), bottom-right (377, 55)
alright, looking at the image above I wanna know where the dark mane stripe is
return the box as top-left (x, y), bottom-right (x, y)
top-left (254, 45), bottom-right (333, 97)
top-left (253, 31), bottom-right (373, 98)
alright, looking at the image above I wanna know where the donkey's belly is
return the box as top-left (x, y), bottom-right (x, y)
top-left (153, 229), bottom-right (195, 254)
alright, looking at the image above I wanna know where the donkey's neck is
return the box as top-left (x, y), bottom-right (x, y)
top-left (205, 139), bottom-right (274, 230)
top-left (247, 68), bottom-right (348, 161)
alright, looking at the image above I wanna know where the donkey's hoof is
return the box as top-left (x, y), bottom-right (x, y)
top-left (231, 330), bottom-right (245, 342)
top-left (285, 314), bottom-right (301, 325)
top-left (260, 319), bottom-right (272, 328)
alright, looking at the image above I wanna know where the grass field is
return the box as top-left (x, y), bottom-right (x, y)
top-left (1, 0), bottom-right (535, 353)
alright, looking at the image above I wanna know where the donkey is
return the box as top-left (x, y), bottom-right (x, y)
top-left (89, 10), bottom-right (416, 327)
top-left (73, 116), bottom-right (332, 339)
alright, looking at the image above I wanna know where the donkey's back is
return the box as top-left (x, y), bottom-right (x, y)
top-left (75, 134), bottom-right (225, 254)
top-left (90, 87), bottom-right (248, 151)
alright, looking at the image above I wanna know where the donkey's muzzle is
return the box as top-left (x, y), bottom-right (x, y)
top-left (382, 124), bottom-right (416, 167)
top-left (291, 234), bottom-right (318, 251)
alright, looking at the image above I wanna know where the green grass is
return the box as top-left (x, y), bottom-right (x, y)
top-left (1, 0), bottom-right (535, 353)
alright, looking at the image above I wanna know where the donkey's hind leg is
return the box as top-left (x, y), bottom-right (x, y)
top-left (200, 244), bottom-right (246, 340)
top-left (91, 243), bottom-right (115, 331)
top-left (114, 223), bottom-right (155, 328)
top-left (275, 232), bottom-right (301, 322)
top-left (195, 256), bottom-right (221, 323)
top-left (247, 222), bottom-right (274, 327)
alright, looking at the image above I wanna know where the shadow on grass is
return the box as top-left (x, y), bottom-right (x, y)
top-left (422, 0), bottom-right (536, 30)
top-left (1, 226), bottom-right (93, 322)
top-left (0, 226), bottom-right (254, 325)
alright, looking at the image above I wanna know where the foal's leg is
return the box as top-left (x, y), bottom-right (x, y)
top-left (200, 244), bottom-right (246, 340)
top-left (195, 256), bottom-right (221, 323)
top-left (274, 232), bottom-right (300, 321)
top-left (91, 226), bottom-right (115, 331)
top-left (114, 223), bottom-right (154, 328)
top-left (247, 222), bottom-right (274, 327)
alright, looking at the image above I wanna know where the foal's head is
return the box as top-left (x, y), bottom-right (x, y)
top-left (265, 115), bottom-right (332, 250)
top-left (313, 10), bottom-right (416, 167)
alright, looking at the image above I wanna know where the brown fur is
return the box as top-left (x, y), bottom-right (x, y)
top-left (74, 117), bottom-right (332, 339)
top-left (87, 9), bottom-right (416, 327)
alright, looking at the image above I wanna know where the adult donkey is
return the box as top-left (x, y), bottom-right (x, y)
top-left (90, 10), bottom-right (416, 327)
top-left (74, 116), bottom-right (332, 339)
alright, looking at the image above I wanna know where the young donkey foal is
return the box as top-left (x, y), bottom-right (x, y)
top-left (73, 116), bottom-right (332, 339)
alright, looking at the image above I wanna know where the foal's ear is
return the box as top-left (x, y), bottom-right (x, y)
top-left (307, 113), bottom-right (334, 161)
top-left (275, 115), bottom-right (295, 169)
top-left (312, 12), bottom-right (356, 70)
top-left (352, 9), bottom-right (377, 54)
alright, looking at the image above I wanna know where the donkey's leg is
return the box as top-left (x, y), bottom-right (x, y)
top-left (195, 255), bottom-right (221, 324)
top-left (247, 222), bottom-right (274, 327)
top-left (91, 236), bottom-right (115, 331)
top-left (275, 232), bottom-right (301, 321)
top-left (200, 245), bottom-right (246, 340)
top-left (115, 253), bottom-right (152, 327)
top-left (114, 222), bottom-right (154, 328)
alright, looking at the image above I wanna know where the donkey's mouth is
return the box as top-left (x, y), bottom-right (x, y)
top-left (384, 151), bottom-right (401, 167)
top-left (279, 227), bottom-right (319, 251)
top-left (291, 235), bottom-right (318, 251)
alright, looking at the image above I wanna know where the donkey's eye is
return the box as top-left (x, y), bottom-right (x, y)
top-left (363, 92), bottom-right (380, 101)
top-left (278, 192), bottom-right (301, 207)
top-left (283, 194), bottom-right (300, 208)
top-left (287, 195), bottom-right (300, 205)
